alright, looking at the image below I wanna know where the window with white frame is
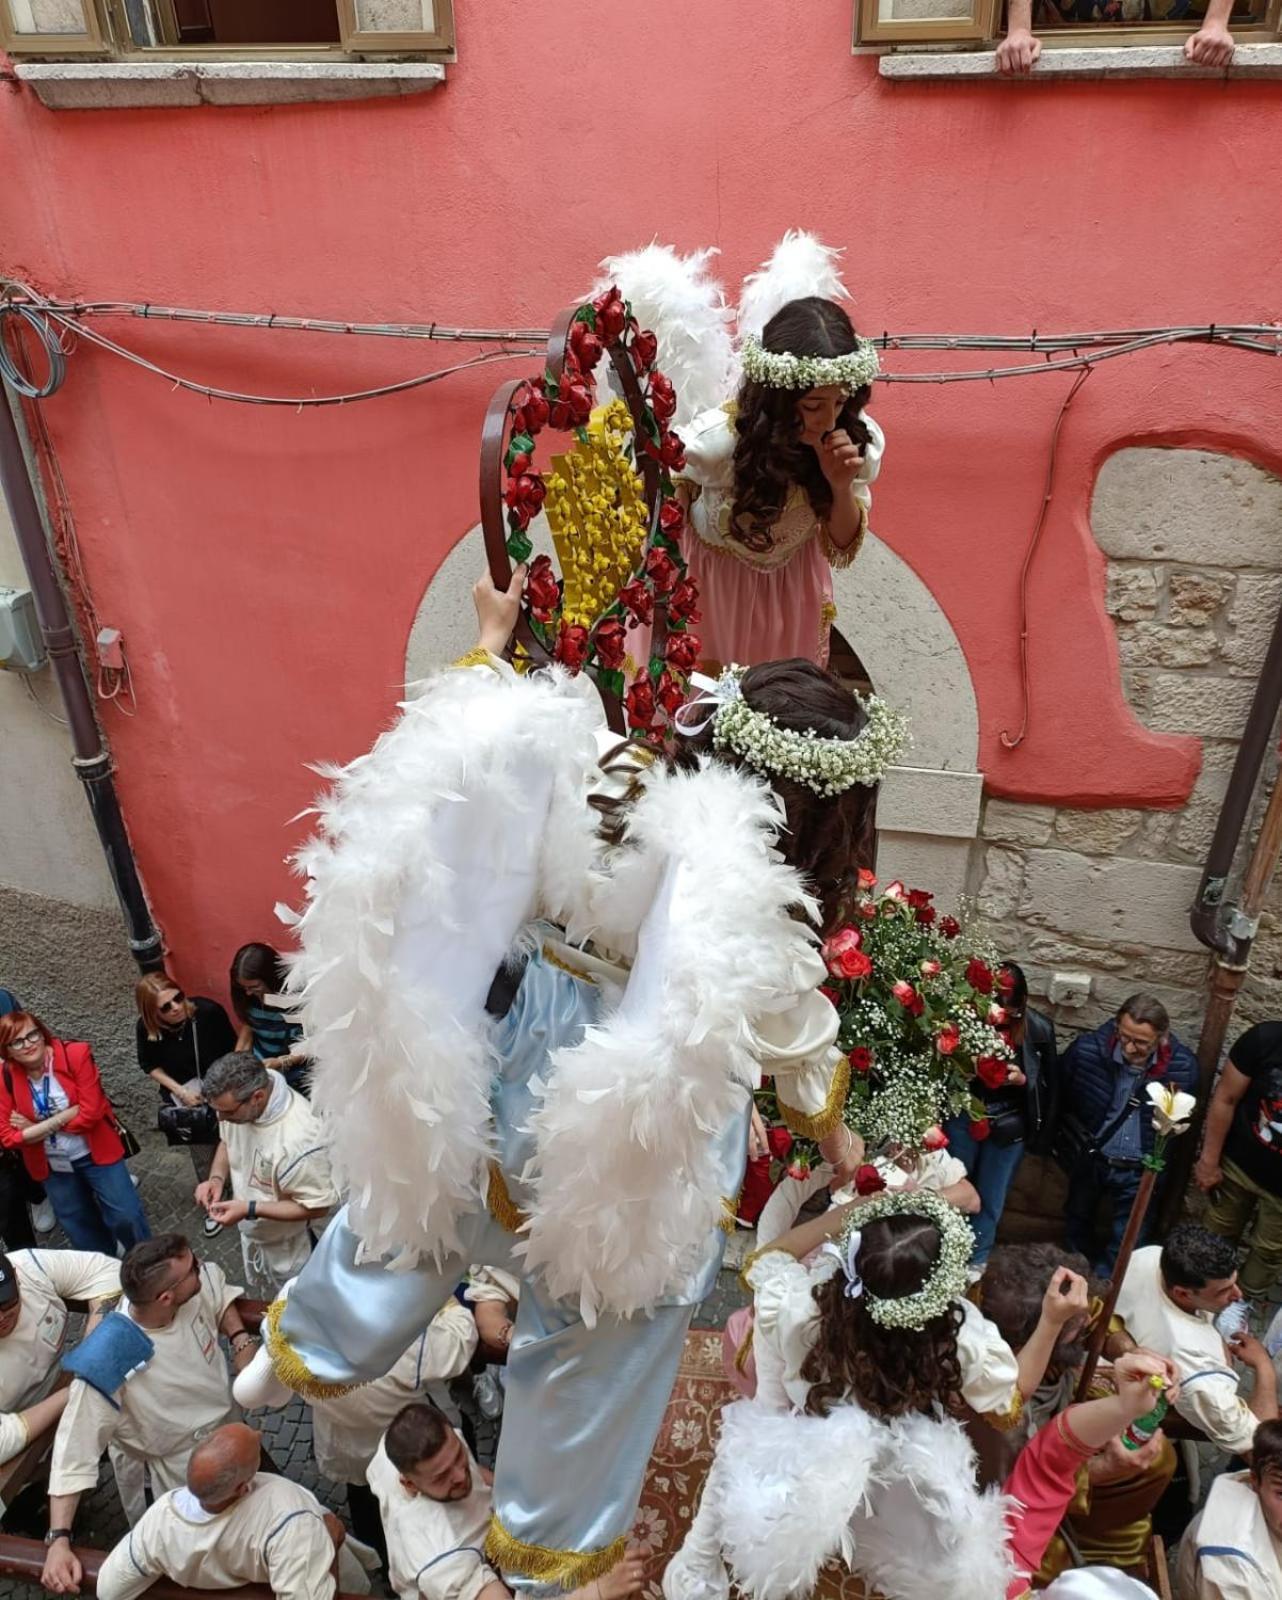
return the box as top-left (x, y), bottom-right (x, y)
top-left (854, 0), bottom-right (1278, 47)
top-left (0, 0), bottom-right (454, 55)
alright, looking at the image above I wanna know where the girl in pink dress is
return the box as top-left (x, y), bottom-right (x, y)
top-left (677, 296), bottom-right (884, 671)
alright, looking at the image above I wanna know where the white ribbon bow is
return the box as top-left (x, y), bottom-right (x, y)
top-left (821, 1230), bottom-right (864, 1300)
top-left (673, 668), bottom-right (742, 738)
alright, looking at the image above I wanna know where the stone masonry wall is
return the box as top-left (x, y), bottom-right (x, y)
top-left (969, 447), bottom-right (1282, 1047)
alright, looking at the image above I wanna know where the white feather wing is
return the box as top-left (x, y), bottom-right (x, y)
top-left (286, 664), bottom-right (602, 1266)
top-left (736, 230), bottom-right (850, 345)
top-left (592, 243), bottom-right (735, 427)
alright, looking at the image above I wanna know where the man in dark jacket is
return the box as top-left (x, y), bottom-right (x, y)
top-left (1059, 994), bottom-right (1198, 1275)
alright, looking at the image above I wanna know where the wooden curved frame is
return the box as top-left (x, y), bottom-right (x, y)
top-left (479, 302), bottom-right (670, 731)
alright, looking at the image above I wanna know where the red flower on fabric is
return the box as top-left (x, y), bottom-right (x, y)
top-left (618, 581), bottom-right (655, 626)
top-left (935, 1023), bottom-right (961, 1056)
top-left (525, 554), bottom-right (561, 622)
top-left (656, 670), bottom-right (685, 716)
top-left (939, 915), bottom-right (961, 940)
top-left (645, 548), bottom-right (679, 595)
top-left (667, 578), bottom-right (701, 624)
top-left (594, 616), bottom-right (628, 671)
top-left (854, 1164), bottom-right (886, 1196)
top-left (649, 372), bottom-right (677, 425)
top-left (553, 623), bottom-right (590, 671)
top-left (632, 329), bottom-right (658, 373)
top-left (966, 958), bottom-right (995, 996)
top-left (767, 1127), bottom-right (794, 1161)
top-left (970, 1118), bottom-right (992, 1142)
top-left (594, 287), bottom-right (628, 341)
top-left (665, 632), bottom-right (700, 674)
top-left (659, 429), bottom-right (686, 471)
top-left (849, 1047), bottom-right (873, 1075)
top-left (922, 1126), bottom-right (949, 1152)
top-left (659, 499), bottom-right (685, 536)
top-left (625, 679), bottom-right (656, 730)
top-left (976, 1055), bottom-right (1009, 1091)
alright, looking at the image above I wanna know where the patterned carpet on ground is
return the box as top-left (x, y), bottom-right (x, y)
top-left (635, 1329), bottom-right (863, 1600)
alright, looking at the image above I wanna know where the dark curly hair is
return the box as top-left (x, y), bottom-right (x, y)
top-left (800, 1213), bottom-right (965, 1420)
top-left (729, 298), bottom-right (873, 554)
top-left (669, 659), bottom-right (877, 933)
top-left (980, 1243), bottom-right (1104, 1372)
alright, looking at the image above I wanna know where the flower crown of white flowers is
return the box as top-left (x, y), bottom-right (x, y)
top-left (740, 333), bottom-right (881, 394)
top-left (834, 1188), bottom-right (974, 1331)
top-left (676, 667), bottom-right (907, 797)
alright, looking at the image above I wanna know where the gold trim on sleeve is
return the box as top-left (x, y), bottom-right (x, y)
top-left (486, 1162), bottom-right (527, 1235)
top-left (263, 1295), bottom-right (360, 1402)
top-left (776, 1054), bottom-right (851, 1140)
top-left (738, 1244), bottom-right (792, 1294)
top-left (485, 1514), bottom-right (627, 1589)
top-left (981, 1385), bottom-right (1026, 1433)
top-left (451, 647), bottom-right (501, 672)
top-left (819, 502), bottom-right (866, 570)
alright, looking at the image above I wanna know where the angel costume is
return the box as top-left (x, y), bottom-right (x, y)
top-left (240, 651), bottom-right (851, 1592)
top-left (593, 232), bottom-right (885, 671)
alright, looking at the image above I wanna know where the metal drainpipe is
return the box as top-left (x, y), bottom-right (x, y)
top-left (1159, 601), bottom-right (1282, 1229)
top-left (0, 386), bottom-right (164, 971)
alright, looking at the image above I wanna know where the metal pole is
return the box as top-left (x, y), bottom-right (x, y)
top-left (0, 387), bottom-right (163, 970)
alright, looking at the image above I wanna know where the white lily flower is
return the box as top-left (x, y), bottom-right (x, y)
top-left (1146, 1080), bottom-right (1196, 1137)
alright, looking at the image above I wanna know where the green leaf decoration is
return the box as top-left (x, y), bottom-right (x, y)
top-left (648, 654), bottom-right (664, 683)
top-left (573, 305), bottom-right (597, 328)
top-left (506, 530), bottom-right (533, 564)
top-left (507, 431), bottom-right (535, 459)
top-left (597, 666), bottom-right (625, 700)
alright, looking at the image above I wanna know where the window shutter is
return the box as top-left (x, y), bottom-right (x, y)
top-left (336, 0), bottom-right (453, 52)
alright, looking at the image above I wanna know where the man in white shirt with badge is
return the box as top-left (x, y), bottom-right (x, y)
top-left (1115, 1224), bottom-right (1277, 1460)
top-left (1178, 1417), bottom-right (1282, 1599)
top-left (97, 1421), bottom-right (377, 1600)
top-left (369, 1401), bottom-right (644, 1600)
top-left (195, 1052), bottom-right (337, 1295)
top-left (42, 1232), bottom-right (258, 1593)
top-left (0, 1246), bottom-right (119, 1464)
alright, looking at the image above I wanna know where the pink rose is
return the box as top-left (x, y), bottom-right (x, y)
top-left (987, 1004), bottom-right (1008, 1027)
top-left (922, 1126), bottom-right (949, 1152)
top-left (920, 960), bottom-right (942, 978)
top-left (883, 880), bottom-right (907, 902)
top-left (935, 1023), bottom-right (961, 1056)
top-left (892, 980), bottom-right (918, 1008)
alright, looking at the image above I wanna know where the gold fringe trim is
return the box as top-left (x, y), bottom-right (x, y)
top-left (263, 1295), bottom-right (361, 1402)
top-left (738, 1244), bottom-right (790, 1295)
top-left (485, 1514), bottom-right (627, 1589)
top-left (541, 944), bottom-right (598, 986)
top-left (733, 1321), bottom-right (755, 1374)
top-left (451, 647), bottom-right (500, 673)
top-left (982, 1385), bottom-right (1026, 1433)
top-left (719, 1196), bottom-right (738, 1234)
top-left (777, 1054), bottom-right (851, 1140)
top-left (487, 1162), bottom-right (528, 1235)
top-left (819, 503), bottom-right (867, 570)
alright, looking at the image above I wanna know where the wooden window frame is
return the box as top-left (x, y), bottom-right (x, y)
top-left (336, 0), bottom-right (452, 53)
top-left (856, 0), bottom-right (1281, 45)
top-left (0, 0), bottom-right (106, 53)
top-left (2, 0), bottom-right (455, 56)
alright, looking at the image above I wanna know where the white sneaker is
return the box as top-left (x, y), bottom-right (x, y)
top-left (202, 1214), bottom-right (225, 1239)
top-left (31, 1199), bottom-right (55, 1233)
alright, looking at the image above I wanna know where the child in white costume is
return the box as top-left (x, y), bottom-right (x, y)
top-left (666, 1189), bottom-right (1089, 1600)
top-left (235, 571), bottom-right (908, 1591)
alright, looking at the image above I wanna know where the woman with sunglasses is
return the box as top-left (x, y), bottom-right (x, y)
top-left (0, 1011), bottom-right (150, 1255)
top-left (135, 973), bottom-right (237, 1238)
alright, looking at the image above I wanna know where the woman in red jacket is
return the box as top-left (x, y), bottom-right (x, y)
top-left (0, 1011), bottom-right (151, 1254)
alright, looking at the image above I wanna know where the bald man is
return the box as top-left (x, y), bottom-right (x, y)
top-left (96, 1423), bottom-right (378, 1600)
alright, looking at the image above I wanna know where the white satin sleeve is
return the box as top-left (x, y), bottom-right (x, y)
top-left (859, 414), bottom-right (885, 485)
top-left (956, 1297), bottom-right (1024, 1430)
top-left (745, 1250), bottom-right (831, 1412)
top-left (674, 406), bottom-right (735, 497)
top-left (756, 945), bottom-right (849, 1140)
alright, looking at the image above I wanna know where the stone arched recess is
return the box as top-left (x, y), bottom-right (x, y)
top-left (407, 528), bottom-right (984, 909)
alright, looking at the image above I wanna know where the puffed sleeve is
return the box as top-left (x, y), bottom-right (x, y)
top-left (744, 1249), bottom-right (830, 1412)
top-left (955, 1298), bottom-right (1024, 1430)
top-left (758, 945), bottom-right (849, 1140)
top-left (674, 406), bottom-right (736, 499)
top-left (860, 414), bottom-right (885, 485)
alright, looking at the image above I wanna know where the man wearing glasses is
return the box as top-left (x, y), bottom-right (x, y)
top-left (41, 1233), bottom-right (258, 1595)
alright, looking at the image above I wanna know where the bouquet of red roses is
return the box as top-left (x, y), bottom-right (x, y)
top-left (821, 873), bottom-right (1014, 1155)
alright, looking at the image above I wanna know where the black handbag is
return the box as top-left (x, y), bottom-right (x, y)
top-left (156, 1013), bottom-right (220, 1147)
top-left (1052, 1083), bottom-right (1143, 1177)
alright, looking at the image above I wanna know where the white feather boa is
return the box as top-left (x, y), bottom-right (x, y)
top-left (710, 1399), bottom-right (1016, 1600)
top-left (282, 663), bottom-right (602, 1266)
top-left (592, 243), bottom-right (736, 429)
top-left (520, 759), bottom-right (820, 1323)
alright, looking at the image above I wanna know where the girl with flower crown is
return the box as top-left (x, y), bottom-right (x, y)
top-left (665, 1190), bottom-right (1093, 1600)
top-left (676, 294), bottom-right (883, 672)
top-left (233, 574), bottom-right (910, 1595)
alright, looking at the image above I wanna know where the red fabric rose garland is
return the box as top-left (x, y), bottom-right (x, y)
top-left (502, 286), bottom-right (701, 738)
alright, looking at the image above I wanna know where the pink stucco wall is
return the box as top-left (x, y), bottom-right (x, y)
top-left (2, 0), bottom-right (1280, 994)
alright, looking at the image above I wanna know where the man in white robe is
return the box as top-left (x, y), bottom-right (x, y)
top-left (1177, 1417), bottom-right (1282, 1600)
top-left (97, 1422), bottom-right (376, 1600)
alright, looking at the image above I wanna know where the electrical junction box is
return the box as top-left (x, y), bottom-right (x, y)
top-left (0, 586), bottom-right (46, 672)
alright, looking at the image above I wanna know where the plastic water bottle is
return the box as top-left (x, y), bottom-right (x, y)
top-left (1122, 1374), bottom-right (1169, 1451)
top-left (1216, 1300), bottom-right (1250, 1341)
